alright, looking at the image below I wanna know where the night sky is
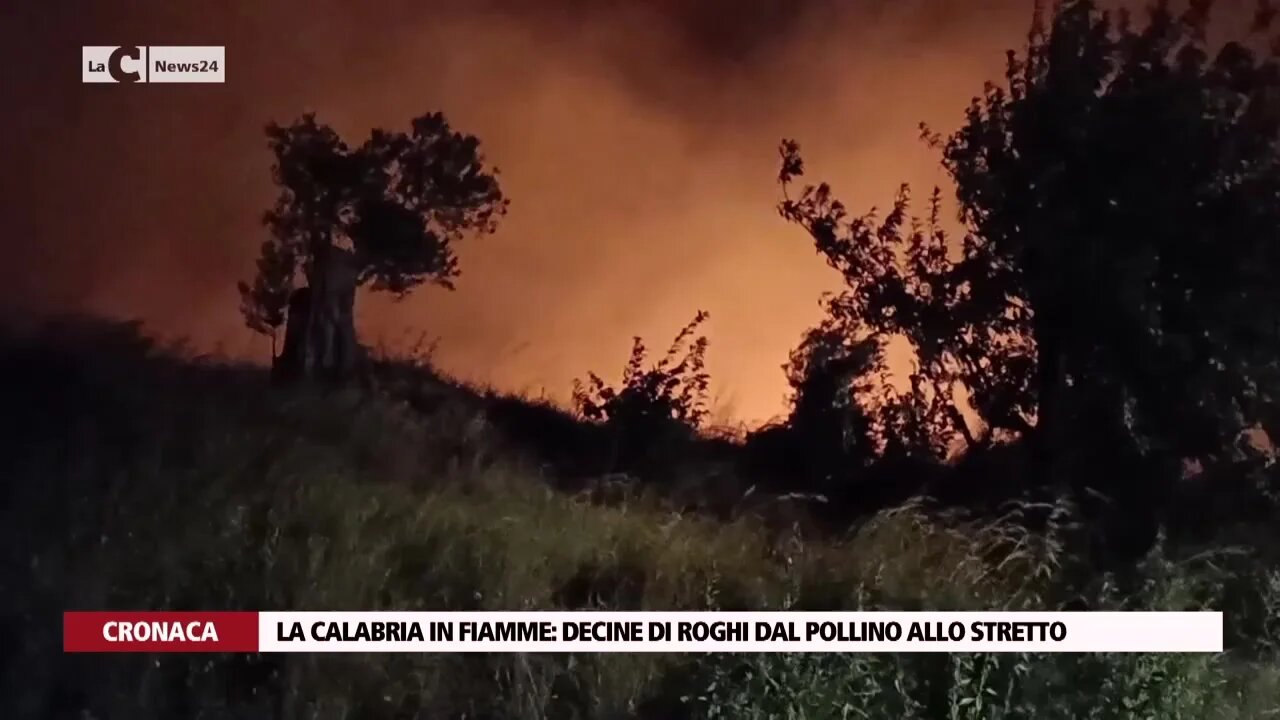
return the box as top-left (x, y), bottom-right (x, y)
top-left (2, 0), bottom-right (1048, 423)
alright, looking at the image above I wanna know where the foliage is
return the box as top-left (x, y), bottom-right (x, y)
top-left (237, 111), bottom-right (508, 337)
top-left (572, 311), bottom-right (712, 476)
top-left (777, 162), bottom-right (1007, 457)
top-left (777, 0), bottom-right (1280, 549)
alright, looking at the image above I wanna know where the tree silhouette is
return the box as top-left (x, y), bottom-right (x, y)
top-left (779, 0), bottom-right (1280, 553)
top-left (776, 162), bottom-right (1013, 458)
top-left (238, 111), bottom-right (507, 376)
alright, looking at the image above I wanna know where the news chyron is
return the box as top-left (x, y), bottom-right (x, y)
top-left (82, 46), bottom-right (225, 84)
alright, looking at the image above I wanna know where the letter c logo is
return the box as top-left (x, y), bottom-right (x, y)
top-left (103, 621), bottom-right (118, 641)
top-left (108, 46), bottom-right (141, 83)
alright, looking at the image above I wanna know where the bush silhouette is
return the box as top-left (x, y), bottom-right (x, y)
top-left (572, 311), bottom-right (711, 480)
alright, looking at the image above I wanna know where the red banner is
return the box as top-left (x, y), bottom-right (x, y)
top-left (63, 611), bottom-right (259, 653)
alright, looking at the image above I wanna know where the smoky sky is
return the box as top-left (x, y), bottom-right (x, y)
top-left (1, 0), bottom-right (1041, 424)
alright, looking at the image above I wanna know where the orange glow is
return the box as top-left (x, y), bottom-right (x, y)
top-left (3, 0), bottom-right (1045, 425)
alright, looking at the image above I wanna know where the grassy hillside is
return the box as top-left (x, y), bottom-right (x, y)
top-left (3, 319), bottom-right (1279, 719)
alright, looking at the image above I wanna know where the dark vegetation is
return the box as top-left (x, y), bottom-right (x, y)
top-left (6, 1), bottom-right (1280, 718)
top-left (6, 316), bottom-right (1279, 719)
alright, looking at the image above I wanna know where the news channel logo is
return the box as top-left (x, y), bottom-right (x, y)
top-left (82, 46), bottom-right (225, 84)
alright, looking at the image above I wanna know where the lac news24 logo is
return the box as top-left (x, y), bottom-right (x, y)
top-left (83, 46), bottom-right (225, 83)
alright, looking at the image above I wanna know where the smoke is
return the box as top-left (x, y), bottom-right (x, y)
top-left (1, 0), bottom-right (1036, 424)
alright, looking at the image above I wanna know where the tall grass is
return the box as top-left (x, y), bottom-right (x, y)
top-left (2, 321), bottom-right (1278, 719)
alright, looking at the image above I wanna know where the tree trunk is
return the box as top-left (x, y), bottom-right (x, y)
top-left (273, 247), bottom-right (361, 384)
top-left (1031, 302), bottom-right (1067, 495)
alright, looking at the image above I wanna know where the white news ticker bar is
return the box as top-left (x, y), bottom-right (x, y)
top-left (258, 611), bottom-right (1223, 653)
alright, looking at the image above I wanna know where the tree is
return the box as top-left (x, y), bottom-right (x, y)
top-left (778, 0), bottom-right (1280, 552)
top-left (237, 237), bottom-right (296, 360)
top-left (238, 111), bottom-right (508, 378)
top-left (777, 160), bottom-right (1024, 459)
